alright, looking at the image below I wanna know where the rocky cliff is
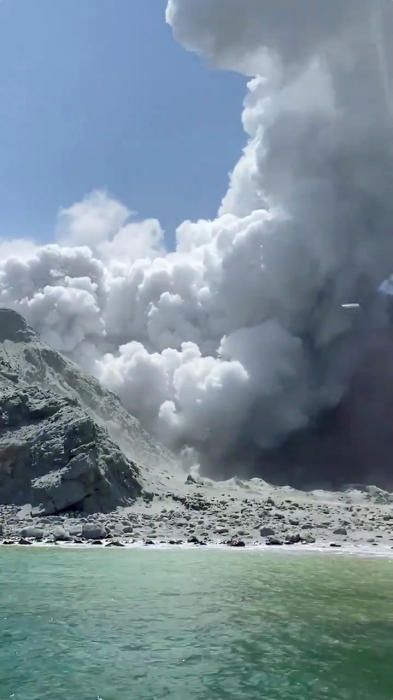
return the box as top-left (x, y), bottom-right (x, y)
top-left (0, 309), bottom-right (178, 515)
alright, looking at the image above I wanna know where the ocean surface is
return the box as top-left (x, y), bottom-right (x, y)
top-left (1, 548), bottom-right (393, 700)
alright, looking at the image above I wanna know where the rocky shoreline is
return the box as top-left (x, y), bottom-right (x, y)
top-left (2, 478), bottom-right (393, 551)
top-left (2, 311), bottom-right (393, 555)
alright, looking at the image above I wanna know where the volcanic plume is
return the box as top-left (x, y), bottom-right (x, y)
top-left (1, 1), bottom-right (393, 486)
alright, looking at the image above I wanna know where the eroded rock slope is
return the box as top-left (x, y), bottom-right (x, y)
top-left (0, 309), bottom-right (177, 514)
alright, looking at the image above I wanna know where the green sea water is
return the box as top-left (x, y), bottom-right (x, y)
top-left (1, 548), bottom-right (393, 700)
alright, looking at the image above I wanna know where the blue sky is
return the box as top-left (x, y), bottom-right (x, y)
top-left (0, 0), bottom-right (246, 247)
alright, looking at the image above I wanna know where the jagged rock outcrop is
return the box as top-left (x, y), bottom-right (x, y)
top-left (0, 309), bottom-right (177, 514)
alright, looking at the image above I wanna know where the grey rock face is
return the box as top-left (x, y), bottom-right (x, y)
top-left (0, 308), bottom-right (177, 516)
top-left (0, 309), bottom-right (35, 344)
top-left (0, 381), bottom-right (141, 515)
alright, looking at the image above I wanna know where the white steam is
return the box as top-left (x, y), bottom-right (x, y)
top-left (1, 1), bottom-right (393, 475)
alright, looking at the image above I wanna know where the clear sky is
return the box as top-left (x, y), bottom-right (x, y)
top-left (0, 0), bottom-right (246, 247)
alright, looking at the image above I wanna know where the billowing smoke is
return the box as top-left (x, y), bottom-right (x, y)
top-left (1, 1), bottom-right (393, 481)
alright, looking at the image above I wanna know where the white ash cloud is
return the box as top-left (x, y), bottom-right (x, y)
top-left (1, 1), bottom-right (393, 475)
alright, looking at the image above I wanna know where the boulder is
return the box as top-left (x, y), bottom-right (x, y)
top-left (105, 540), bottom-right (125, 547)
top-left (81, 523), bottom-right (107, 540)
top-left (285, 533), bottom-right (302, 545)
top-left (68, 525), bottom-right (82, 537)
top-left (51, 526), bottom-right (72, 542)
top-left (187, 535), bottom-right (200, 544)
top-left (260, 526), bottom-right (275, 537)
top-left (20, 526), bottom-right (44, 541)
top-left (226, 538), bottom-right (246, 547)
top-left (266, 537), bottom-right (283, 546)
top-left (122, 525), bottom-right (134, 534)
top-left (333, 527), bottom-right (348, 536)
top-left (215, 526), bottom-right (229, 534)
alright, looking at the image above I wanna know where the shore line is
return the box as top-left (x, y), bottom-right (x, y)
top-left (2, 540), bottom-right (393, 559)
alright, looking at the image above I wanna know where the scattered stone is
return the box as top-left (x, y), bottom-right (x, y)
top-left (329, 543), bottom-right (342, 548)
top-left (301, 523), bottom-right (313, 530)
top-left (18, 538), bottom-right (31, 545)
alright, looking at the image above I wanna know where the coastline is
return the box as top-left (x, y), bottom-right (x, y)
top-left (2, 538), bottom-right (393, 560)
top-left (2, 477), bottom-right (393, 556)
